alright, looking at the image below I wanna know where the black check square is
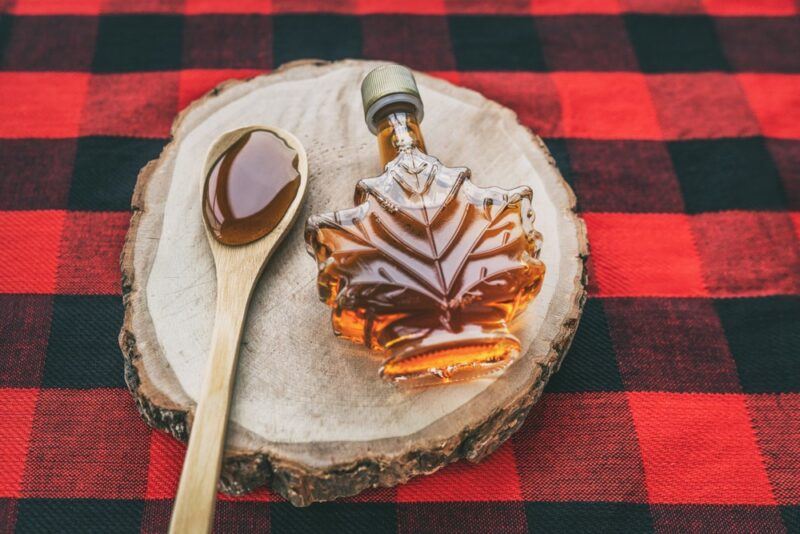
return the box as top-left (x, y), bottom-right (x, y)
top-left (625, 15), bottom-right (729, 72)
top-left (766, 139), bottom-right (800, 210)
top-left (2, 15), bottom-right (97, 71)
top-left (546, 299), bottom-right (622, 393)
top-left (271, 503), bottom-right (396, 534)
top-left (449, 15), bottom-right (545, 71)
top-left (542, 138), bottom-right (572, 187)
top-left (43, 295), bottom-right (125, 389)
top-left (92, 15), bottom-right (183, 72)
top-left (715, 297), bottom-right (800, 393)
top-left (667, 138), bottom-right (786, 213)
top-left (273, 15), bottom-right (361, 67)
top-left (0, 15), bottom-right (11, 57)
top-left (69, 136), bottom-right (166, 211)
top-left (781, 506), bottom-right (800, 533)
top-left (15, 499), bottom-right (143, 534)
top-left (525, 502), bottom-right (654, 533)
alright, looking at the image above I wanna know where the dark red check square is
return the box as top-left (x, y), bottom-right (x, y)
top-left (0, 388), bottom-right (38, 498)
top-left (80, 73), bottom-right (180, 138)
top-left (21, 389), bottom-right (150, 499)
top-left (56, 211), bottom-right (129, 295)
top-left (514, 393), bottom-right (648, 502)
top-left (692, 211), bottom-right (800, 297)
top-left (746, 394), bottom-right (800, 505)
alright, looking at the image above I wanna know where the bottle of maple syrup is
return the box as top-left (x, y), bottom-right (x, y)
top-left (306, 64), bottom-right (545, 386)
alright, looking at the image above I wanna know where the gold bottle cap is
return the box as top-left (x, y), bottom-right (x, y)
top-left (361, 64), bottom-right (424, 134)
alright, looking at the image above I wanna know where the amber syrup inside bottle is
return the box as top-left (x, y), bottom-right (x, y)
top-left (305, 65), bottom-right (545, 386)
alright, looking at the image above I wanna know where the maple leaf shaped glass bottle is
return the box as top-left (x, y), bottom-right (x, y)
top-left (306, 65), bottom-right (545, 385)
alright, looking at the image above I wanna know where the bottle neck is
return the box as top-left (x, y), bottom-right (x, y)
top-left (373, 104), bottom-right (426, 167)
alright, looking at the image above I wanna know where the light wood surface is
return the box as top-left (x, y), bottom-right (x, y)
top-left (168, 127), bottom-right (308, 533)
top-left (120, 60), bottom-right (588, 506)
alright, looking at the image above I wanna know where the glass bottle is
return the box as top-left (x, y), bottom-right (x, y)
top-left (305, 64), bottom-right (545, 385)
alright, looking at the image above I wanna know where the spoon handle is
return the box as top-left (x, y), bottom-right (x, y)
top-left (169, 275), bottom-right (251, 534)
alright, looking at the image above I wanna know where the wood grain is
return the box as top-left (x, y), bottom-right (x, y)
top-left (120, 60), bottom-right (588, 506)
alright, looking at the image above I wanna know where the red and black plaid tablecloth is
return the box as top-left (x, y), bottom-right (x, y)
top-left (1, 1), bottom-right (798, 532)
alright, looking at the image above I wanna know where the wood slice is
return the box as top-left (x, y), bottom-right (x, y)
top-left (120, 59), bottom-right (588, 506)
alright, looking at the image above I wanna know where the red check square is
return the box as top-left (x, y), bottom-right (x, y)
top-left (551, 73), bottom-right (662, 140)
top-left (145, 429), bottom-right (183, 499)
top-left (703, 0), bottom-right (797, 15)
top-left (356, 0), bottom-right (446, 14)
top-left (514, 393), bottom-right (648, 502)
top-left (183, 0), bottom-right (273, 15)
top-left (0, 388), bottom-right (38, 497)
top-left (692, 211), bottom-right (800, 297)
top-left (628, 392), bottom-right (775, 505)
top-left (81, 73), bottom-right (179, 138)
top-left (0, 210), bottom-right (66, 294)
top-left (738, 74), bottom-right (800, 139)
top-left (584, 213), bottom-right (708, 297)
top-left (22, 389), bottom-right (150, 498)
top-left (531, 0), bottom-right (621, 14)
top-left (184, 0), bottom-right (273, 13)
top-left (56, 211), bottom-right (129, 295)
top-left (397, 442), bottom-right (521, 502)
top-left (9, 0), bottom-right (102, 14)
top-left (0, 73), bottom-right (89, 138)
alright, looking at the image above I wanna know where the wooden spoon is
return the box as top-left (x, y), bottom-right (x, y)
top-left (169, 126), bottom-right (308, 534)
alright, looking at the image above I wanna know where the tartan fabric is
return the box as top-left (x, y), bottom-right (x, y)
top-left (0, 1), bottom-right (798, 532)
